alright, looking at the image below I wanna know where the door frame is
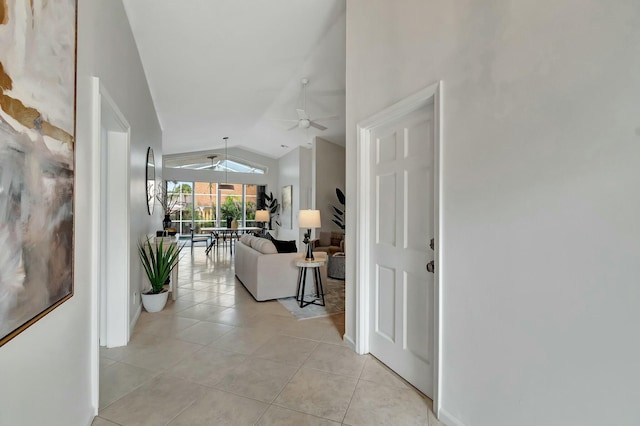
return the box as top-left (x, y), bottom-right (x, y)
top-left (90, 77), bottom-right (131, 411)
top-left (355, 81), bottom-right (443, 414)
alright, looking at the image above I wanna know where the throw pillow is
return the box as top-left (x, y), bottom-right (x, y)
top-left (271, 238), bottom-right (297, 253)
top-left (252, 238), bottom-right (278, 254)
top-left (239, 234), bottom-right (253, 246)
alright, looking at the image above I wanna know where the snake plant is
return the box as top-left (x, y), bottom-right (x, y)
top-left (138, 237), bottom-right (184, 294)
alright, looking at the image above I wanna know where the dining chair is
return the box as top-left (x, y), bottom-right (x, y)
top-left (189, 226), bottom-right (212, 252)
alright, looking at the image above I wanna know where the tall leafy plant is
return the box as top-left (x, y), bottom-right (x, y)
top-left (263, 191), bottom-right (281, 229)
top-left (220, 197), bottom-right (242, 221)
top-left (332, 188), bottom-right (345, 230)
top-left (138, 237), bottom-right (184, 294)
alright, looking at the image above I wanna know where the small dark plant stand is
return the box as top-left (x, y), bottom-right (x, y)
top-left (295, 258), bottom-right (326, 308)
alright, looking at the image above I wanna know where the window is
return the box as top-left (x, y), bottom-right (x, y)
top-left (245, 184), bottom-right (257, 227)
top-left (163, 154), bottom-right (266, 174)
top-left (193, 182), bottom-right (216, 232)
top-left (166, 181), bottom-right (193, 234)
top-left (164, 181), bottom-right (260, 233)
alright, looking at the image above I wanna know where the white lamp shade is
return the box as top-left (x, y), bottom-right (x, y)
top-left (255, 209), bottom-right (270, 222)
top-left (298, 209), bottom-right (321, 229)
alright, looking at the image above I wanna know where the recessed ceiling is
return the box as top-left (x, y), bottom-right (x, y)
top-left (122, 0), bottom-right (346, 159)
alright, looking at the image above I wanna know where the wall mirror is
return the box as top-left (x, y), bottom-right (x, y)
top-left (146, 147), bottom-right (155, 215)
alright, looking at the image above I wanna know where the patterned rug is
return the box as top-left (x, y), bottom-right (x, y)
top-left (279, 278), bottom-right (345, 320)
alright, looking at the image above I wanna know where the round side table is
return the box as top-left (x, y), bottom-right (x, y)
top-left (295, 258), bottom-right (326, 308)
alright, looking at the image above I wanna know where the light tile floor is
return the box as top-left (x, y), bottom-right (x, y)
top-left (95, 247), bottom-right (442, 426)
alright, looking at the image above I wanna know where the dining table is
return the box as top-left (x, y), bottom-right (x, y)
top-left (200, 226), bottom-right (261, 255)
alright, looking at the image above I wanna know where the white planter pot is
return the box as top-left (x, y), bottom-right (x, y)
top-left (141, 289), bottom-right (169, 312)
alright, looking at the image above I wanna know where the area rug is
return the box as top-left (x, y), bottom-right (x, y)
top-left (279, 278), bottom-right (345, 320)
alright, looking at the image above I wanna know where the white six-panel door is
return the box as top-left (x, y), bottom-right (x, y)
top-left (369, 103), bottom-right (435, 397)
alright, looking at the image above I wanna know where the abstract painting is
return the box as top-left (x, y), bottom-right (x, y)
top-left (281, 185), bottom-right (292, 230)
top-left (0, 0), bottom-right (77, 346)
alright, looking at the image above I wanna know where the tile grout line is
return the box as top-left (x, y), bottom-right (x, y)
top-left (339, 353), bottom-right (370, 425)
top-left (94, 415), bottom-right (125, 426)
top-left (162, 398), bottom-right (198, 426)
top-left (264, 340), bottom-right (311, 411)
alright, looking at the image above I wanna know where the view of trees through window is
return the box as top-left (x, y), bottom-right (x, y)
top-left (165, 181), bottom-right (258, 234)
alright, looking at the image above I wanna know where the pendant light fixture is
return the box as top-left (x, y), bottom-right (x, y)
top-left (219, 136), bottom-right (234, 191)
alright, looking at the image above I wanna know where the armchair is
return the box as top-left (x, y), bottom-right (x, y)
top-left (311, 231), bottom-right (344, 256)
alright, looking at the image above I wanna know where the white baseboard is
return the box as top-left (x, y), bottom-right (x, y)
top-left (130, 304), bottom-right (142, 337)
top-left (343, 333), bottom-right (356, 351)
top-left (86, 408), bottom-right (98, 426)
top-left (438, 407), bottom-right (466, 426)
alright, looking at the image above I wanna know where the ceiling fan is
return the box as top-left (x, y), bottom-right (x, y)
top-left (280, 78), bottom-right (337, 131)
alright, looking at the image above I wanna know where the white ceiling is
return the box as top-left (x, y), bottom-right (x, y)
top-left (122, 0), bottom-right (346, 159)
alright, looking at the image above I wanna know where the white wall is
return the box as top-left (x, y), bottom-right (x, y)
top-left (277, 147), bottom-right (313, 247)
top-left (313, 137), bottom-right (345, 234)
top-left (299, 146), bottom-right (313, 244)
top-left (0, 1), bottom-right (161, 424)
top-left (346, 1), bottom-right (640, 425)
top-left (94, 0), bottom-right (163, 326)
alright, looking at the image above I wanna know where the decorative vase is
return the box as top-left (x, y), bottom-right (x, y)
top-left (226, 217), bottom-right (232, 228)
top-left (163, 214), bottom-right (172, 229)
top-left (141, 289), bottom-right (169, 312)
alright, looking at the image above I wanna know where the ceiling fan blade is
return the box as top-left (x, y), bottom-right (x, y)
top-left (296, 109), bottom-right (309, 120)
top-left (309, 121), bottom-right (327, 131)
top-left (287, 123), bottom-right (300, 131)
top-left (312, 115), bottom-right (338, 122)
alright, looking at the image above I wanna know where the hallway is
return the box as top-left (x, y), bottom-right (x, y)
top-left (95, 248), bottom-right (438, 425)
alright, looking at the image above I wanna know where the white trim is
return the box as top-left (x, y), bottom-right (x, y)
top-left (130, 304), bottom-right (142, 336)
top-left (343, 333), bottom-right (356, 351)
top-left (438, 407), bottom-right (467, 426)
top-left (355, 81), bottom-right (443, 413)
top-left (99, 82), bottom-right (131, 347)
top-left (90, 77), bottom-right (132, 411)
top-left (90, 77), bottom-right (100, 414)
top-left (434, 83), bottom-right (444, 416)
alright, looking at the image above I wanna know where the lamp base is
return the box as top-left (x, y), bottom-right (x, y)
top-left (305, 243), bottom-right (314, 261)
top-left (303, 228), bottom-right (314, 261)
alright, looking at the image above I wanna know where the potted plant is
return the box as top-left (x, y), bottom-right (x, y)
top-left (331, 187), bottom-right (345, 230)
top-left (156, 182), bottom-right (184, 230)
top-left (138, 236), bottom-right (184, 312)
top-left (220, 196), bottom-right (242, 228)
top-left (263, 191), bottom-right (281, 230)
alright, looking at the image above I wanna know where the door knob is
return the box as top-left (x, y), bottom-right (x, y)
top-left (426, 260), bottom-right (435, 273)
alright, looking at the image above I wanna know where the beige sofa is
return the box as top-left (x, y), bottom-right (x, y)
top-left (234, 234), bottom-right (327, 301)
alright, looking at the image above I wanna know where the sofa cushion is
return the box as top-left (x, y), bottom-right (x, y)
top-left (239, 234), bottom-right (253, 246)
top-left (271, 238), bottom-right (297, 253)
top-left (251, 237), bottom-right (278, 254)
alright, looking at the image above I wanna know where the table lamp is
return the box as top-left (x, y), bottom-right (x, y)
top-left (298, 209), bottom-right (321, 260)
top-left (255, 209), bottom-right (270, 233)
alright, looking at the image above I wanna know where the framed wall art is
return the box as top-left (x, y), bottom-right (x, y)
top-left (281, 185), bottom-right (292, 230)
top-left (0, 0), bottom-right (77, 346)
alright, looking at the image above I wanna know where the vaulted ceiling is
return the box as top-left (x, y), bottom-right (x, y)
top-left (122, 0), bottom-right (346, 159)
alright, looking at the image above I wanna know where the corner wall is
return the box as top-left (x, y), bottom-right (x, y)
top-left (313, 137), bottom-right (345, 235)
top-left (346, 1), bottom-right (640, 425)
top-left (277, 147), bottom-right (313, 247)
top-left (0, 1), bottom-right (162, 424)
top-left (94, 0), bottom-right (163, 326)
